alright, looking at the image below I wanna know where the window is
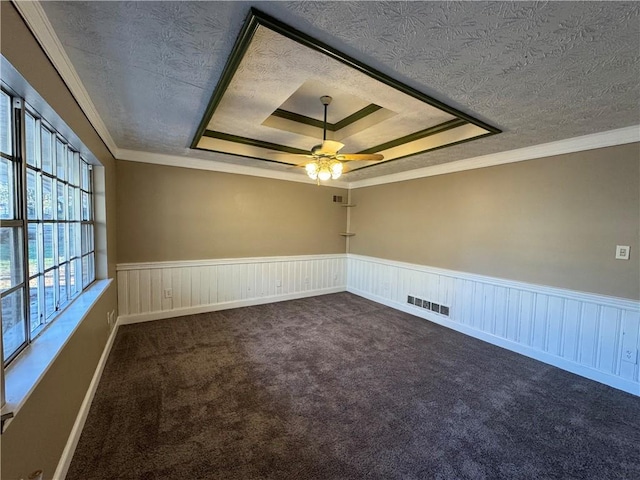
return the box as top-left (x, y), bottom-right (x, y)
top-left (0, 87), bottom-right (95, 365)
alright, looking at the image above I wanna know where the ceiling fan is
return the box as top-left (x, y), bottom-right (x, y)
top-left (300, 96), bottom-right (384, 182)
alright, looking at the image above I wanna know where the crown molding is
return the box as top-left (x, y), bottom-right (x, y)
top-left (348, 125), bottom-right (640, 189)
top-left (119, 123), bottom-right (638, 190)
top-left (117, 149), bottom-right (350, 188)
top-left (12, 0), bottom-right (118, 157)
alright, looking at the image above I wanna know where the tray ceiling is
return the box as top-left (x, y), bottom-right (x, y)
top-left (192, 10), bottom-right (498, 174)
top-left (35, 1), bottom-right (640, 181)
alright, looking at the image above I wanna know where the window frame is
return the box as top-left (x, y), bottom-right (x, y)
top-left (1, 84), bottom-right (96, 367)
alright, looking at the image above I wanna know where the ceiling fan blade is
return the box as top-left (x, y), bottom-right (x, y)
top-left (316, 140), bottom-right (345, 155)
top-left (336, 153), bottom-right (384, 162)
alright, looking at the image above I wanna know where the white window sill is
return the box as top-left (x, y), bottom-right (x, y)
top-left (2, 279), bottom-right (113, 430)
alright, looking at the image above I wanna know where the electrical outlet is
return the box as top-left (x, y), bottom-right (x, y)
top-left (407, 295), bottom-right (415, 305)
top-left (163, 288), bottom-right (173, 299)
top-left (422, 301), bottom-right (431, 310)
top-left (440, 306), bottom-right (450, 316)
top-left (622, 348), bottom-right (638, 364)
top-left (414, 298), bottom-right (423, 307)
top-left (431, 303), bottom-right (441, 313)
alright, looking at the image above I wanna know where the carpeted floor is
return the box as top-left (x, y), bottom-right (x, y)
top-left (67, 293), bottom-right (640, 480)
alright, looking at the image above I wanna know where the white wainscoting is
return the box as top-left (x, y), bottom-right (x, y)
top-left (347, 254), bottom-right (640, 396)
top-left (117, 254), bottom-right (347, 324)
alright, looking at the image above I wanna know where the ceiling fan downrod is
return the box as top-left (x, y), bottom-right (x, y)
top-left (320, 95), bottom-right (332, 141)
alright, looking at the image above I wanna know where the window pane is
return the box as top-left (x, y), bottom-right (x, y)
top-left (56, 139), bottom-right (66, 181)
top-left (27, 169), bottom-right (37, 219)
top-left (72, 153), bottom-right (80, 186)
top-left (68, 222), bottom-right (77, 259)
top-left (58, 263), bottom-right (68, 307)
top-left (44, 269), bottom-right (55, 319)
top-left (2, 287), bottom-right (26, 361)
top-left (43, 224), bottom-right (54, 270)
top-left (88, 253), bottom-right (95, 284)
top-left (28, 223), bottom-right (40, 277)
top-left (58, 223), bottom-right (67, 263)
top-left (67, 149), bottom-right (74, 183)
top-left (29, 276), bottom-right (43, 332)
top-left (69, 259), bottom-right (77, 297)
top-left (81, 191), bottom-right (90, 220)
top-left (0, 91), bottom-right (11, 156)
top-left (0, 227), bottom-right (24, 293)
top-left (42, 176), bottom-right (53, 219)
top-left (0, 157), bottom-right (15, 219)
top-left (25, 112), bottom-right (38, 167)
top-left (82, 255), bottom-right (89, 287)
top-left (81, 161), bottom-right (89, 190)
top-left (68, 186), bottom-right (76, 220)
top-left (56, 181), bottom-right (66, 220)
top-left (41, 127), bottom-right (52, 174)
top-left (81, 223), bottom-right (94, 255)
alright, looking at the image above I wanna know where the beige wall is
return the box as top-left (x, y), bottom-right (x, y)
top-left (351, 143), bottom-right (640, 300)
top-left (1, 4), bottom-right (118, 479)
top-left (116, 161), bottom-right (348, 263)
top-left (0, 287), bottom-right (117, 480)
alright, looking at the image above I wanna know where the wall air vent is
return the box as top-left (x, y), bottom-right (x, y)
top-left (408, 295), bottom-right (450, 317)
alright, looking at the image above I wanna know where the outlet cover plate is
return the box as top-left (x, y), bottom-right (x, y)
top-left (615, 245), bottom-right (630, 260)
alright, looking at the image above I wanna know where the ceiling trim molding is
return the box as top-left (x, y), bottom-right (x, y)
top-left (117, 149), bottom-right (350, 188)
top-left (272, 104), bottom-right (383, 132)
top-left (349, 125), bottom-right (640, 189)
top-left (358, 119), bottom-right (467, 154)
top-left (191, 7), bottom-right (501, 160)
top-left (11, 0), bottom-right (119, 157)
top-left (202, 130), bottom-right (309, 156)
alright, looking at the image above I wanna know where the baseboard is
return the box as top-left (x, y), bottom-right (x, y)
top-left (118, 287), bottom-right (346, 325)
top-left (348, 286), bottom-right (640, 396)
top-left (53, 321), bottom-right (120, 480)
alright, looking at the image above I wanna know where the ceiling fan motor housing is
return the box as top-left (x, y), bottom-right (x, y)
top-left (320, 95), bottom-right (332, 106)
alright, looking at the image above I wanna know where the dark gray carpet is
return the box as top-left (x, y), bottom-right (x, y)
top-left (67, 293), bottom-right (640, 480)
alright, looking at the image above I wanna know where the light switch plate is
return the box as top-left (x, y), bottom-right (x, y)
top-left (615, 245), bottom-right (630, 260)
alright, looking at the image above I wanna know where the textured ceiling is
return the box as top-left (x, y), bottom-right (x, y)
top-left (39, 1), bottom-right (640, 180)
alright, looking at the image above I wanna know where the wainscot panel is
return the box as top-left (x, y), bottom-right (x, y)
top-left (347, 254), bottom-right (640, 396)
top-left (117, 255), bottom-right (347, 323)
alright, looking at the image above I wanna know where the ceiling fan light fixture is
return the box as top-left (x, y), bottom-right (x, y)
top-left (305, 158), bottom-right (343, 182)
top-left (330, 160), bottom-right (343, 179)
top-left (305, 162), bottom-right (319, 179)
top-left (302, 96), bottom-right (383, 184)
top-left (318, 164), bottom-right (332, 182)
